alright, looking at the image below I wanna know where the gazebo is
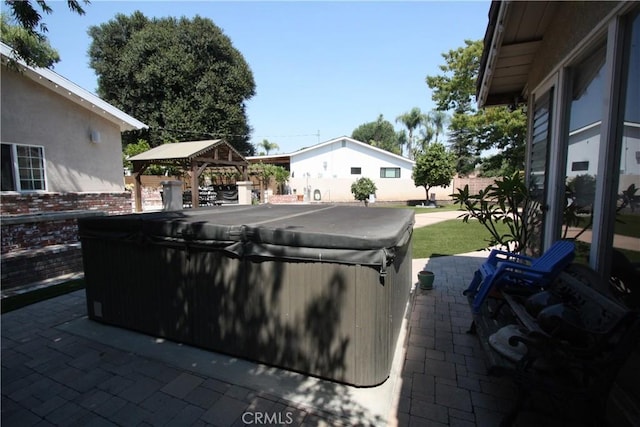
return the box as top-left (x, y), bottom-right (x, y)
top-left (128, 139), bottom-right (249, 212)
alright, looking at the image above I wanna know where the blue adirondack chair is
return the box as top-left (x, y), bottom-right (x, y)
top-left (464, 240), bottom-right (576, 313)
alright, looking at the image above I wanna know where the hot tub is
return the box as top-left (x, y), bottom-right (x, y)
top-left (78, 204), bottom-right (413, 386)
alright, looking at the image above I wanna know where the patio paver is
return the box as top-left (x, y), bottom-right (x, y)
top-left (2, 251), bottom-right (538, 426)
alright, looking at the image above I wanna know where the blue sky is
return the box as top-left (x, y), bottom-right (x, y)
top-left (40, 1), bottom-right (490, 154)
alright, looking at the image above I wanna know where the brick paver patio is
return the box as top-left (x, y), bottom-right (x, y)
top-left (2, 251), bottom-right (532, 426)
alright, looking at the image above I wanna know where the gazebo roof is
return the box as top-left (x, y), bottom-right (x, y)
top-left (129, 139), bottom-right (249, 212)
top-left (129, 139), bottom-right (247, 165)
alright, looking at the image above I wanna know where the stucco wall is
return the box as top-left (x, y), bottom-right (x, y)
top-left (290, 138), bottom-right (415, 180)
top-left (1, 67), bottom-right (125, 192)
top-left (289, 138), bottom-right (435, 202)
top-left (287, 176), bottom-right (451, 203)
top-left (527, 1), bottom-right (617, 93)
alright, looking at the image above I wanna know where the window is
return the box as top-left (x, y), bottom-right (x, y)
top-left (380, 167), bottom-right (400, 178)
top-left (1, 143), bottom-right (46, 191)
top-left (571, 161), bottom-right (589, 171)
top-left (528, 89), bottom-right (554, 251)
top-left (350, 167), bottom-right (362, 175)
top-left (561, 41), bottom-right (606, 263)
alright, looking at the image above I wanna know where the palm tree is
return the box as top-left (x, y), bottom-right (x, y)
top-left (415, 125), bottom-right (435, 157)
top-left (259, 139), bottom-right (279, 155)
top-left (428, 111), bottom-right (448, 144)
top-left (396, 107), bottom-right (426, 159)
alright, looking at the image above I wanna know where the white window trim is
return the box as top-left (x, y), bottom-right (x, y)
top-left (380, 167), bottom-right (401, 179)
top-left (590, 15), bottom-right (629, 273)
top-left (2, 142), bottom-right (48, 192)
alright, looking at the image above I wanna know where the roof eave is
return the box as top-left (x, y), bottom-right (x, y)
top-left (1, 42), bottom-right (147, 131)
top-left (477, 0), bottom-right (511, 108)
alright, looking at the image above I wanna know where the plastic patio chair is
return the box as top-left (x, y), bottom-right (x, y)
top-left (464, 240), bottom-right (576, 313)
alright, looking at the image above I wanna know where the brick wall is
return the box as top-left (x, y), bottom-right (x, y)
top-left (451, 176), bottom-right (497, 195)
top-left (1, 218), bottom-right (80, 254)
top-left (0, 192), bottom-right (132, 291)
top-left (0, 192), bottom-right (132, 215)
top-left (1, 244), bottom-right (83, 290)
top-left (268, 194), bottom-right (301, 204)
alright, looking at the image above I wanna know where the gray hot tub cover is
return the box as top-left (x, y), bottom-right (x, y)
top-left (79, 204), bottom-right (414, 276)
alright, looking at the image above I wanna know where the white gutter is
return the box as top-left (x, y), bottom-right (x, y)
top-left (1, 42), bottom-right (147, 131)
top-left (477, 1), bottom-right (510, 108)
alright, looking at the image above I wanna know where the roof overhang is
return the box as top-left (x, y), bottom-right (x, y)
top-left (477, 1), bottom-right (558, 107)
top-left (129, 139), bottom-right (248, 169)
top-left (246, 154), bottom-right (292, 166)
top-left (1, 42), bottom-right (147, 131)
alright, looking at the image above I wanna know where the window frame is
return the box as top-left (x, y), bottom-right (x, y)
top-left (527, 4), bottom-right (638, 276)
top-left (379, 167), bottom-right (400, 179)
top-left (1, 142), bottom-right (47, 192)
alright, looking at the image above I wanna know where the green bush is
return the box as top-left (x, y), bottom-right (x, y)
top-left (351, 177), bottom-right (377, 206)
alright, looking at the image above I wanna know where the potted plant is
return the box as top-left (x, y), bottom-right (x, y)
top-left (417, 270), bottom-right (435, 290)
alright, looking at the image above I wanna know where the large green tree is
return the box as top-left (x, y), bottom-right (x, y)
top-left (88, 12), bottom-right (256, 155)
top-left (351, 114), bottom-right (402, 155)
top-left (412, 142), bottom-right (456, 204)
top-left (426, 39), bottom-right (527, 176)
top-left (1, 0), bottom-right (88, 67)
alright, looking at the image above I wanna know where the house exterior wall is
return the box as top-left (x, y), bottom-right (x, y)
top-left (620, 125), bottom-right (640, 191)
top-left (567, 123), bottom-right (640, 193)
top-left (527, 1), bottom-right (617, 93)
top-left (1, 68), bottom-right (125, 192)
top-left (515, 3), bottom-right (640, 424)
top-left (1, 65), bottom-right (136, 290)
top-left (287, 138), bottom-right (449, 202)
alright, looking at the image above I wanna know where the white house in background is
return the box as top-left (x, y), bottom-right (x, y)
top-left (567, 121), bottom-right (640, 191)
top-left (248, 136), bottom-right (450, 203)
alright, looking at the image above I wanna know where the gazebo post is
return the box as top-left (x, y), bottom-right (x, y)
top-left (132, 161), bottom-right (147, 213)
top-left (191, 160), bottom-right (199, 208)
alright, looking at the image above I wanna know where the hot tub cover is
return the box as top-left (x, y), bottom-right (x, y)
top-left (79, 204), bottom-right (414, 275)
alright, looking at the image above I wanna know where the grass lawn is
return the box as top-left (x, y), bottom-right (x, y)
top-left (614, 213), bottom-right (640, 238)
top-left (377, 203), bottom-right (463, 213)
top-left (412, 218), bottom-right (508, 258)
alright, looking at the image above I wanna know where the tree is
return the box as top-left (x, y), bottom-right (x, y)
top-left (451, 172), bottom-right (543, 253)
top-left (412, 142), bottom-right (456, 205)
top-left (351, 115), bottom-right (402, 155)
top-left (273, 165), bottom-right (290, 194)
top-left (258, 139), bottom-right (279, 155)
top-left (428, 110), bottom-right (448, 144)
top-left (250, 163), bottom-right (289, 196)
top-left (1, 0), bottom-right (88, 67)
top-left (122, 139), bottom-right (166, 175)
top-left (426, 40), bottom-right (527, 176)
top-left (88, 13), bottom-right (256, 155)
top-left (426, 40), bottom-right (483, 115)
top-left (396, 107), bottom-right (427, 159)
top-left (350, 177), bottom-right (377, 206)
top-left (447, 112), bottom-right (480, 176)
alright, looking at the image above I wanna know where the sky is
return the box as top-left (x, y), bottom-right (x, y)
top-left (37, 0), bottom-right (491, 154)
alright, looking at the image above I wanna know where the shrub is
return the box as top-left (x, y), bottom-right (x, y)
top-left (351, 177), bottom-right (377, 206)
